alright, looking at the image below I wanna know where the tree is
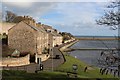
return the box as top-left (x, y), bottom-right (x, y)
top-left (5, 10), bottom-right (35, 23)
top-left (5, 11), bottom-right (17, 22)
top-left (96, 0), bottom-right (120, 30)
top-left (96, 1), bottom-right (120, 76)
top-left (98, 50), bottom-right (120, 77)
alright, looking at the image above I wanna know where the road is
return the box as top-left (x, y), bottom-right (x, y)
top-left (42, 47), bottom-right (65, 70)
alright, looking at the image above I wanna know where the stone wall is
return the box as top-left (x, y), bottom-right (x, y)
top-left (0, 54), bottom-right (30, 66)
top-left (35, 54), bottom-right (50, 63)
top-left (60, 40), bottom-right (78, 50)
top-left (64, 38), bottom-right (76, 43)
top-left (8, 22), bottom-right (37, 55)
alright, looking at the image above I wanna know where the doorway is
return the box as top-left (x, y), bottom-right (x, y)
top-left (37, 58), bottom-right (41, 64)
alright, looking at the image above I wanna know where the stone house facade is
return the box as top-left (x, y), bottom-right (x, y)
top-left (52, 33), bottom-right (63, 46)
top-left (42, 24), bottom-right (63, 47)
top-left (8, 21), bottom-right (49, 63)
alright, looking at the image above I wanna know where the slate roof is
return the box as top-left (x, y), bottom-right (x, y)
top-left (51, 32), bottom-right (62, 37)
top-left (8, 21), bottom-right (47, 34)
top-left (25, 22), bottom-right (47, 33)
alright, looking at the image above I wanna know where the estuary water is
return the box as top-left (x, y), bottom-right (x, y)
top-left (69, 39), bottom-right (118, 67)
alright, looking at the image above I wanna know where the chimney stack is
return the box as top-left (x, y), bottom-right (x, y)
top-left (24, 16), bottom-right (36, 27)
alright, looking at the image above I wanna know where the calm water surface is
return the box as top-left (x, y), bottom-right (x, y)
top-left (69, 40), bottom-right (118, 67)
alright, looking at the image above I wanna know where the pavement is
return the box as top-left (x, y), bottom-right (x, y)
top-left (42, 46), bottom-right (65, 70)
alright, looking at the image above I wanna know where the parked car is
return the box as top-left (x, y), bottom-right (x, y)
top-left (55, 55), bottom-right (60, 59)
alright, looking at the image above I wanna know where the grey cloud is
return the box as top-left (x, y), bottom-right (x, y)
top-left (2, 2), bottom-right (57, 20)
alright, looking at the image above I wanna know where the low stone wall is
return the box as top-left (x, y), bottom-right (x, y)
top-left (59, 40), bottom-right (79, 62)
top-left (60, 40), bottom-right (79, 51)
top-left (35, 54), bottom-right (50, 63)
top-left (64, 38), bottom-right (76, 44)
top-left (40, 54), bottom-right (50, 62)
top-left (0, 54), bottom-right (30, 67)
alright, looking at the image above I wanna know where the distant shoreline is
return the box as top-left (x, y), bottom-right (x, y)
top-left (75, 36), bottom-right (118, 37)
top-left (75, 36), bottom-right (119, 40)
top-left (76, 38), bottom-right (119, 40)
top-left (74, 36), bottom-right (120, 40)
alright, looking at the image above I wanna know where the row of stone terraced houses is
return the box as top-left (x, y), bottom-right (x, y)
top-left (8, 18), bottom-right (63, 64)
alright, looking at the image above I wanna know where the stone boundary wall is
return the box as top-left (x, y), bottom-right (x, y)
top-left (59, 40), bottom-right (79, 62)
top-left (40, 54), bottom-right (50, 62)
top-left (64, 38), bottom-right (76, 44)
top-left (35, 54), bottom-right (50, 63)
top-left (0, 54), bottom-right (30, 67)
top-left (60, 40), bottom-right (78, 50)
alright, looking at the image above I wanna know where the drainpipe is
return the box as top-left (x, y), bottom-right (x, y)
top-left (35, 35), bottom-right (38, 63)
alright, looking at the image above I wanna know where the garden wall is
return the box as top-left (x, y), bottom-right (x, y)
top-left (0, 54), bottom-right (30, 66)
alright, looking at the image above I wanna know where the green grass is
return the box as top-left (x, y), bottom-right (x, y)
top-left (55, 43), bottom-right (119, 79)
top-left (2, 70), bottom-right (69, 80)
top-left (3, 70), bottom-right (119, 80)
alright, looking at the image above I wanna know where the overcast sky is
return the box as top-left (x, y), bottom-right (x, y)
top-left (1, 0), bottom-right (118, 36)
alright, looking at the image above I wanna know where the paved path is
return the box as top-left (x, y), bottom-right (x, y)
top-left (42, 46), bottom-right (65, 69)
